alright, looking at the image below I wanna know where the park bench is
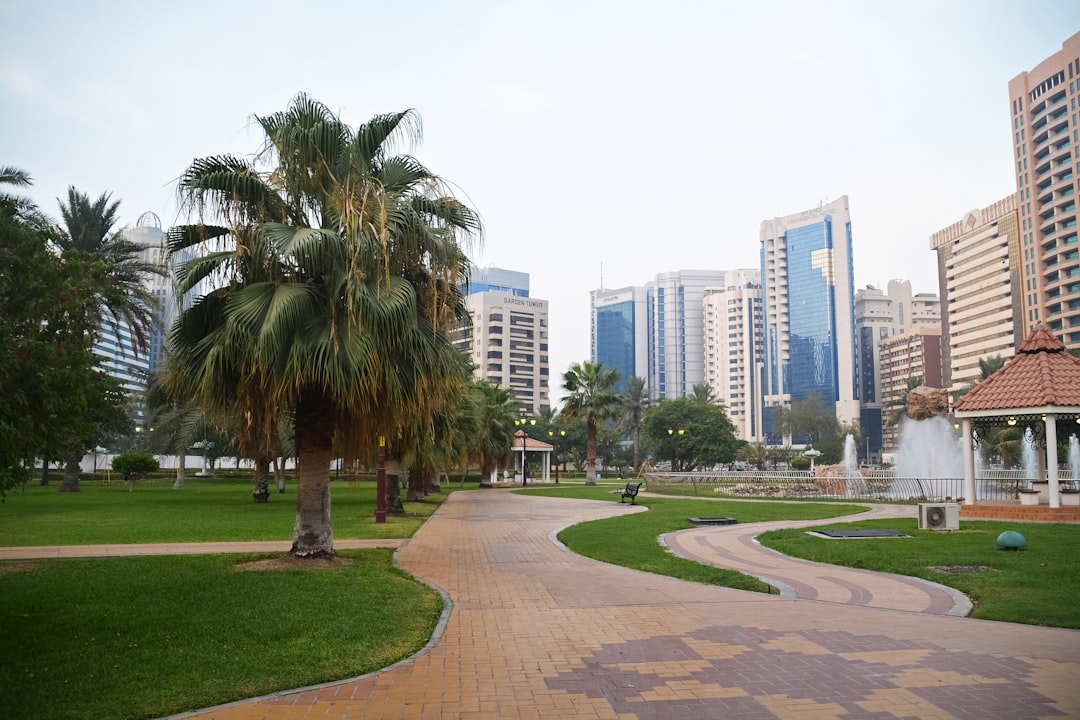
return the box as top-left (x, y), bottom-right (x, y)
top-left (615, 481), bottom-right (643, 504)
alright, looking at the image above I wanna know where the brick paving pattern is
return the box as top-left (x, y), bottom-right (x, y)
top-left (154, 490), bottom-right (1080, 720)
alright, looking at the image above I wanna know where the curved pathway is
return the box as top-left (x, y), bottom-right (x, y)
top-left (662, 500), bottom-right (973, 616)
top-left (155, 490), bottom-right (1079, 719)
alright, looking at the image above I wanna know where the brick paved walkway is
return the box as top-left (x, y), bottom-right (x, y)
top-left (662, 501), bottom-right (973, 616)
top-left (162, 490), bottom-right (1079, 720)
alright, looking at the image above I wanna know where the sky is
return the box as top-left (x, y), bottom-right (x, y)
top-left (3, 1), bottom-right (1079, 405)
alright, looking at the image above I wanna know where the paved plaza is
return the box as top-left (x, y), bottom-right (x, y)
top-left (8, 489), bottom-right (1079, 719)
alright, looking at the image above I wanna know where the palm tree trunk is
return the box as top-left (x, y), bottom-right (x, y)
top-left (173, 453), bottom-right (186, 489)
top-left (290, 388), bottom-right (335, 558)
top-left (585, 422), bottom-right (598, 486)
top-left (274, 457), bottom-right (286, 493)
top-left (252, 456), bottom-right (270, 503)
top-left (60, 450), bottom-right (81, 493)
top-left (385, 453), bottom-right (405, 515)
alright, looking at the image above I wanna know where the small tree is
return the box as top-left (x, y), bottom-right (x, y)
top-left (111, 451), bottom-right (159, 491)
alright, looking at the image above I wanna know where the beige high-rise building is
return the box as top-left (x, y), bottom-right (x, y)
top-left (1008, 32), bottom-right (1080, 348)
top-left (930, 196), bottom-right (1022, 394)
top-left (854, 280), bottom-right (940, 458)
top-left (452, 291), bottom-right (550, 414)
top-left (703, 269), bottom-right (764, 442)
top-left (878, 326), bottom-right (943, 451)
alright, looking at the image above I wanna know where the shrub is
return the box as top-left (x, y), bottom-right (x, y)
top-left (111, 451), bottom-right (160, 488)
top-left (790, 455), bottom-right (811, 471)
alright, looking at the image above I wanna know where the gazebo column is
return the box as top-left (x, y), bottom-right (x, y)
top-left (1046, 414), bottom-right (1060, 508)
top-left (962, 419), bottom-right (976, 506)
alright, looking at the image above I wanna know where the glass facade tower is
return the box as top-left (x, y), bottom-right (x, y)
top-left (760, 197), bottom-right (858, 443)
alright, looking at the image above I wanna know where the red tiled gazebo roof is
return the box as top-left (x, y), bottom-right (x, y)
top-left (513, 430), bottom-right (554, 451)
top-left (952, 325), bottom-right (1080, 415)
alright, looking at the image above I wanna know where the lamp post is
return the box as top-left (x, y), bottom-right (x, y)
top-left (375, 435), bottom-right (387, 524)
top-left (548, 429), bottom-right (566, 483)
top-left (515, 414), bottom-right (536, 486)
top-left (667, 426), bottom-right (686, 471)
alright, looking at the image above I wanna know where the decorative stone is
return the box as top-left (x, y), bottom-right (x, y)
top-left (906, 386), bottom-right (949, 420)
top-left (996, 530), bottom-right (1027, 550)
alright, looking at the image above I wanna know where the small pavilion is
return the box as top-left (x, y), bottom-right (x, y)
top-left (952, 325), bottom-right (1080, 508)
top-left (510, 430), bottom-right (554, 483)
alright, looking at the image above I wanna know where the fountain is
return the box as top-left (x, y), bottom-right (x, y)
top-left (842, 434), bottom-right (869, 495)
top-left (893, 386), bottom-right (963, 499)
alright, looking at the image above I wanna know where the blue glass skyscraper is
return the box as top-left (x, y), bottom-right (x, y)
top-left (760, 197), bottom-right (859, 443)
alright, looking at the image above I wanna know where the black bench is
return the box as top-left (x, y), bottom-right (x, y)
top-left (616, 481), bottom-right (643, 504)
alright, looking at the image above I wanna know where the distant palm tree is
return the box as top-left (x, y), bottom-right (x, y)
top-left (617, 376), bottom-right (651, 470)
top-left (468, 381), bottom-right (519, 486)
top-left (690, 382), bottom-right (720, 405)
top-left (55, 188), bottom-right (163, 492)
top-left (561, 362), bottom-right (622, 486)
top-left (737, 442), bottom-right (769, 470)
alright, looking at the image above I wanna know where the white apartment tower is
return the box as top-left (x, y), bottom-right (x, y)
top-left (647, 270), bottom-right (727, 400)
top-left (453, 268), bottom-right (549, 414)
top-left (703, 269), bottom-right (764, 442)
top-left (930, 196), bottom-right (1022, 394)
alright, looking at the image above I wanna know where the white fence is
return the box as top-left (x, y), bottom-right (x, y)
top-left (644, 469), bottom-right (1043, 502)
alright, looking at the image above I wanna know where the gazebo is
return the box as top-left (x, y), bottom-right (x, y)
top-left (509, 431), bottom-right (555, 483)
top-left (952, 325), bottom-right (1080, 509)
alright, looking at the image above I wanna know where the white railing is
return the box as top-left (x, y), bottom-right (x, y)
top-left (644, 469), bottom-right (1045, 502)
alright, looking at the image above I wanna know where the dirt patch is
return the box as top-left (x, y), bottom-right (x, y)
top-left (931, 565), bottom-right (995, 574)
top-left (0, 561), bottom-right (42, 577)
top-left (235, 555), bottom-right (355, 572)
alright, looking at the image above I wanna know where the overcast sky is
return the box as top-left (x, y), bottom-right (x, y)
top-left (3, 1), bottom-right (1078, 404)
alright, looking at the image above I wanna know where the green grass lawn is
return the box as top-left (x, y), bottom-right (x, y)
top-left (515, 485), bottom-right (866, 592)
top-left (0, 474), bottom-right (463, 545)
top-left (0, 549), bottom-right (442, 720)
top-left (759, 518), bottom-right (1080, 629)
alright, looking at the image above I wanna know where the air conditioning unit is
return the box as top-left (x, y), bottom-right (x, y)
top-left (918, 502), bottom-right (960, 531)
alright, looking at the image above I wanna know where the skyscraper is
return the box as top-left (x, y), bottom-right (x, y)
top-left (760, 196), bottom-right (858, 443)
top-left (452, 267), bottom-right (550, 414)
top-left (647, 270), bottom-right (727, 400)
top-left (930, 196), bottom-right (1021, 394)
top-left (590, 286), bottom-right (649, 395)
top-left (122, 211), bottom-right (171, 375)
top-left (854, 280), bottom-right (941, 457)
top-left (1008, 31), bottom-right (1080, 348)
top-left (703, 269), bottom-right (764, 442)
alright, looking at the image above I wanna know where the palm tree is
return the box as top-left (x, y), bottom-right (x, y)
top-left (737, 442), bottom-right (769, 470)
top-left (465, 381), bottom-right (519, 486)
top-left (617, 376), bottom-right (651, 471)
top-left (169, 94), bottom-right (479, 557)
top-left (690, 382), bottom-right (720, 405)
top-left (54, 188), bottom-right (162, 492)
top-left (561, 361), bottom-right (622, 486)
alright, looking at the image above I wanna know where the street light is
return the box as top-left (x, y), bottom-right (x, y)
top-left (667, 426), bottom-right (686, 471)
top-left (548, 429), bottom-right (566, 483)
top-left (515, 414), bottom-right (536, 485)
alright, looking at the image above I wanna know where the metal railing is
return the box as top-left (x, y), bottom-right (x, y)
top-left (642, 469), bottom-right (1062, 502)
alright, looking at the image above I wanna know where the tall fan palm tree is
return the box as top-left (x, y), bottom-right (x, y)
top-left (617, 376), bottom-right (651, 471)
top-left (54, 188), bottom-right (162, 492)
top-left (561, 361), bottom-right (622, 486)
top-left (169, 94), bottom-right (479, 557)
top-left (468, 381), bottom-right (519, 486)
